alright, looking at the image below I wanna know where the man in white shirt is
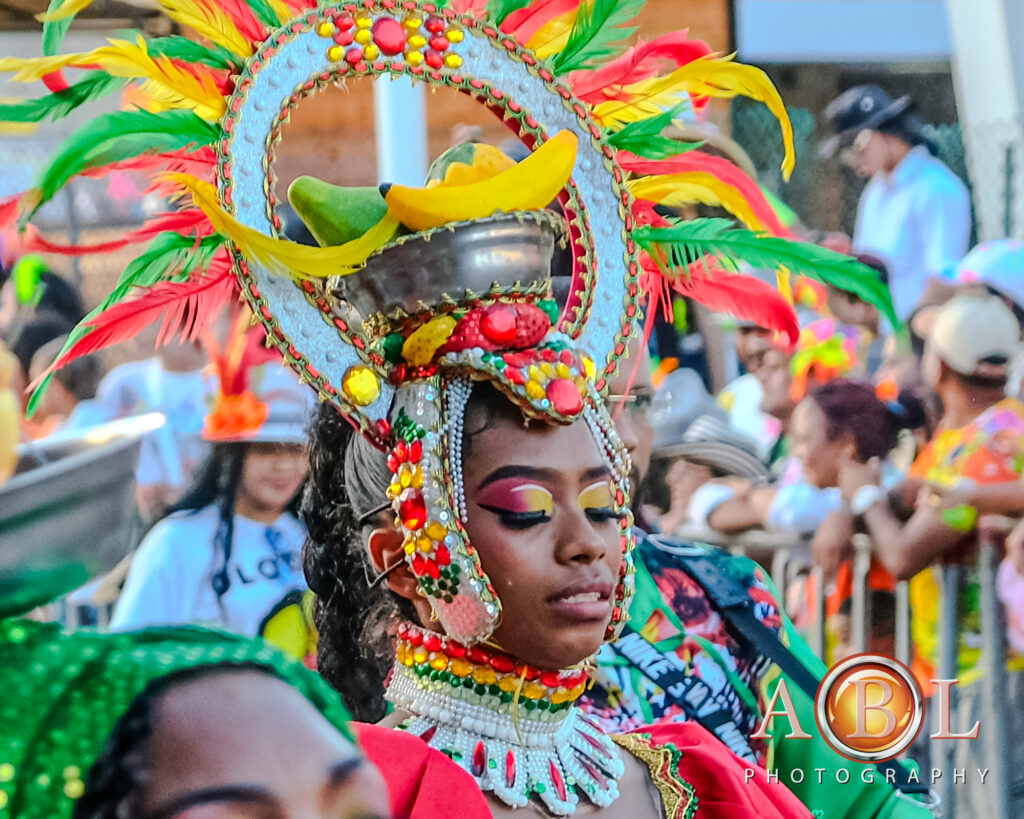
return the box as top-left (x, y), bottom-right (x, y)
top-left (824, 85), bottom-right (971, 320)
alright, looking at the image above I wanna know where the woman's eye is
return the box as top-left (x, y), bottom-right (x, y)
top-left (479, 505), bottom-right (551, 530)
top-left (585, 507), bottom-right (620, 524)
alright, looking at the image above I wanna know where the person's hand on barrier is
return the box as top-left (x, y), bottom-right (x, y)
top-left (812, 507), bottom-right (854, 580)
top-left (838, 453), bottom-right (882, 501)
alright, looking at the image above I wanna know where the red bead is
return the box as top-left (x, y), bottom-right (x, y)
top-left (394, 440), bottom-right (408, 462)
top-left (398, 488), bottom-right (427, 529)
top-left (480, 304), bottom-right (518, 344)
top-left (577, 753), bottom-right (607, 787)
top-left (548, 379), bottom-right (583, 415)
top-left (336, 12), bottom-right (354, 27)
top-left (435, 545), bottom-right (451, 565)
top-left (345, 47), bottom-right (364, 64)
top-left (514, 663), bottom-right (540, 681)
top-left (490, 654), bottom-right (515, 674)
top-left (423, 633), bottom-right (442, 652)
top-left (407, 629), bottom-right (423, 646)
top-left (409, 439), bottom-right (423, 463)
top-left (503, 351), bottom-right (533, 368)
top-left (472, 741), bottom-right (487, 777)
top-left (333, 28), bottom-right (354, 45)
top-left (411, 553), bottom-right (427, 576)
top-left (424, 50), bottom-right (444, 68)
top-left (429, 35), bottom-right (449, 51)
top-left (372, 16), bottom-right (406, 54)
top-left (559, 349), bottom-right (574, 366)
top-left (505, 367), bottom-right (524, 385)
top-left (420, 724), bottom-right (437, 743)
top-left (424, 14), bottom-right (445, 32)
top-left (540, 348), bottom-right (557, 363)
top-left (466, 646), bottom-right (489, 664)
top-left (425, 559), bottom-right (441, 579)
top-left (540, 671), bottom-right (562, 688)
top-left (446, 641), bottom-right (466, 657)
top-left (386, 453), bottom-right (399, 472)
top-left (550, 760), bottom-right (567, 801)
top-left (505, 750), bottom-right (517, 787)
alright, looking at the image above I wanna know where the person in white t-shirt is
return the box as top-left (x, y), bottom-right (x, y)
top-left (112, 352), bottom-right (316, 638)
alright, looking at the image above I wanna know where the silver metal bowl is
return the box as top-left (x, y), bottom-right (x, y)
top-left (329, 211), bottom-right (564, 322)
top-left (0, 414), bottom-right (163, 581)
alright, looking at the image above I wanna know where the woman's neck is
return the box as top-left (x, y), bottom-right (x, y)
top-left (385, 621), bottom-right (623, 814)
top-left (234, 497), bottom-right (285, 525)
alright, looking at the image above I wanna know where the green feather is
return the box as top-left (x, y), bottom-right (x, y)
top-left (244, 0), bottom-right (285, 30)
top-left (606, 102), bottom-right (704, 158)
top-left (41, 0), bottom-right (75, 57)
top-left (0, 74), bottom-right (127, 124)
top-left (146, 35), bottom-right (239, 70)
top-left (25, 110), bottom-right (221, 221)
top-left (636, 217), bottom-right (902, 330)
top-left (26, 232), bottom-right (225, 417)
top-left (486, 0), bottom-right (530, 25)
top-left (551, 0), bottom-right (646, 74)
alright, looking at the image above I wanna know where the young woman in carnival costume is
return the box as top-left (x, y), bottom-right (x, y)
top-left (2, 0), bottom-right (896, 814)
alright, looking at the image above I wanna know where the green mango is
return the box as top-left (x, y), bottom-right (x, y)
top-left (287, 176), bottom-right (389, 247)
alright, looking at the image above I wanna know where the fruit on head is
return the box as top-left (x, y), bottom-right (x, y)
top-left (425, 141), bottom-right (516, 188)
top-left (287, 177), bottom-right (389, 247)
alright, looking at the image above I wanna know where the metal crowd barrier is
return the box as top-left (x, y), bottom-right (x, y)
top-left (675, 523), bottom-right (1017, 819)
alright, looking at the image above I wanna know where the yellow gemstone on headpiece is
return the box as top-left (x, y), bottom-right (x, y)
top-left (525, 380), bottom-right (546, 400)
top-left (406, 49), bottom-right (424, 66)
top-left (402, 315), bottom-right (457, 366)
top-left (341, 364), bottom-right (381, 406)
top-left (327, 45), bottom-right (345, 62)
top-left (355, 14), bottom-right (372, 28)
top-left (556, 362), bottom-right (571, 379)
top-left (364, 44), bottom-right (380, 60)
top-left (413, 647), bottom-right (428, 664)
top-left (409, 33), bottom-right (427, 49)
top-left (425, 521), bottom-right (448, 540)
top-left (522, 682), bottom-right (545, 700)
top-left (403, 15), bottom-right (423, 28)
top-left (472, 667), bottom-right (498, 685)
top-left (450, 657), bottom-right (473, 677)
top-left (416, 535), bottom-right (432, 553)
top-left (317, 21), bottom-right (335, 37)
top-left (498, 676), bottom-right (519, 692)
top-left (429, 652), bottom-right (449, 671)
top-left (443, 53), bottom-right (463, 69)
top-left (582, 355), bottom-right (596, 380)
top-left (355, 28), bottom-right (372, 44)
top-left (446, 28), bottom-right (464, 43)
top-left (404, 537), bottom-right (416, 555)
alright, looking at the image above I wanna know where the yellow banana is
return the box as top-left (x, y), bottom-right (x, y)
top-left (383, 130), bottom-right (578, 231)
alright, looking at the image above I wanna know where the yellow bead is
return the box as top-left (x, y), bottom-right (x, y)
top-left (413, 648), bottom-right (428, 664)
top-left (425, 521), bottom-right (448, 540)
top-left (409, 33), bottom-right (427, 48)
top-left (541, 363), bottom-right (556, 378)
top-left (446, 28), bottom-right (463, 43)
top-left (525, 380), bottom-right (546, 400)
top-left (556, 362), bottom-right (571, 379)
top-left (582, 355), bottom-right (596, 380)
top-left (404, 537), bottom-right (416, 555)
top-left (364, 44), bottom-right (380, 60)
top-left (528, 365), bottom-right (543, 382)
top-left (472, 667), bottom-right (498, 685)
top-left (443, 53), bottom-right (463, 69)
top-left (550, 688), bottom-right (569, 704)
top-left (317, 21), bottom-right (336, 37)
top-left (387, 482), bottom-right (399, 499)
top-left (399, 466), bottom-right (412, 488)
top-left (64, 779), bottom-right (85, 800)
top-left (416, 535), bottom-right (432, 553)
top-left (411, 466), bottom-right (423, 488)
top-left (568, 682), bottom-right (586, 700)
top-left (498, 676), bottom-right (520, 692)
top-left (406, 49), bottom-right (424, 66)
top-left (450, 658), bottom-right (473, 677)
top-left (403, 15), bottom-right (423, 28)
top-left (343, 364), bottom-right (382, 406)
top-left (355, 28), bottom-right (372, 44)
top-left (402, 315), bottom-right (457, 366)
top-left (356, 14), bottom-right (372, 28)
top-left (429, 652), bottom-right (449, 671)
top-left (522, 682), bottom-right (545, 700)
top-left (327, 45), bottom-right (345, 62)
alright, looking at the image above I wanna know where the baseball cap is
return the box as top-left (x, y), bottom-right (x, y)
top-left (912, 294), bottom-right (1021, 377)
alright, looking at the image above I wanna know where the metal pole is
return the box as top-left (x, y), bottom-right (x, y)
top-left (810, 565), bottom-right (825, 660)
top-left (895, 580), bottom-right (911, 666)
top-left (851, 534), bottom-right (872, 654)
top-left (978, 530), bottom-right (1012, 819)
top-left (373, 75), bottom-right (428, 187)
top-left (936, 564), bottom-right (962, 816)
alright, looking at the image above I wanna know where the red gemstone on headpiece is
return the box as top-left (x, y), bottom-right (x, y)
top-left (420, 724), bottom-right (437, 743)
top-left (411, 553), bottom-right (427, 576)
top-left (550, 760), bottom-right (567, 801)
top-left (425, 14), bottom-right (445, 31)
top-left (372, 16), bottom-right (406, 54)
top-left (424, 50), bottom-right (444, 69)
top-left (490, 654), bottom-right (515, 674)
top-left (472, 741), bottom-right (487, 777)
top-left (429, 35), bottom-right (449, 51)
top-left (548, 379), bottom-right (583, 415)
top-left (480, 304), bottom-right (518, 344)
top-left (409, 439), bottom-right (423, 463)
top-left (540, 671), bottom-right (562, 688)
top-left (435, 545), bottom-right (451, 565)
top-left (423, 633), bottom-right (442, 652)
top-left (345, 47), bottom-right (364, 64)
top-left (505, 367), bottom-right (525, 385)
top-left (394, 440), bottom-right (409, 462)
top-left (577, 753), bottom-right (608, 787)
top-left (398, 488), bottom-right (427, 529)
top-left (466, 646), bottom-right (489, 664)
top-left (505, 750), bottom-right (517, 787)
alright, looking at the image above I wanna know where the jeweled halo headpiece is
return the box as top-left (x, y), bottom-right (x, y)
top-left (2, 0), bottom-right (899, 646)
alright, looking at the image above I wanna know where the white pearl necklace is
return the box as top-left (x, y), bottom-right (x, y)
top-left (387, 661), bottom-right (625, 814)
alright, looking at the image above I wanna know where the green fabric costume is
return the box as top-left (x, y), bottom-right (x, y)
top-left (0, 567), bottom-right (353, 819)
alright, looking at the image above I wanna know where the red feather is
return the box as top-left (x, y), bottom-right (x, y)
top-left (0, 195), bottom-right (18, 230)
top-left (76, 147), bottom-right (218, 185)
top-left (23, 209), bottom-right (212, 256)
top-left (41, 70), bottom-right (69, 93)
top-left (216, 0), bottom-right (266, 45)
top-left (619, 150), bottom-right (792, 238)
top-left (641, 252), bottom-right (798, 349)
top-left (501, 0), bottom-right (580, 42)
top-left (46, 267), bottom-right (237, 376)
top-left (568, 31), bottom-right (712, 103)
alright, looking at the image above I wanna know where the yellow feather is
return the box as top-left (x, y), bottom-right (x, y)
top-left (0, 37), bottom-right (226, 119)
top-left (627, 171), bottom-right (769, 232)
top-left (594, 53), bottom-right (796, 181)
top-left (35, 0), bottom-right (96, 21)
top-left (527, 8), bottom-right (579, 59)
top-left (267, 0), bottom-right (293, 25)
top-left (168, 173), bottom-right (401, 280)
top-left (156, 0), bottom-right (253, 58)
top-left (776, 269), bottom-right (793, 303)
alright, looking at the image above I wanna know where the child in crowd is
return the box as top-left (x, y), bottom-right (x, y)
top-left (27, 335), bottom-right (106, 435)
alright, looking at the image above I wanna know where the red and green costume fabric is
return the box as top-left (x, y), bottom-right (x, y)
top-left (585, 537), bottom-right (933, 819)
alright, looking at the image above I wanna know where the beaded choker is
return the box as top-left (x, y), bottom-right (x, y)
top-left (388, 622), bottom-right (624, 815)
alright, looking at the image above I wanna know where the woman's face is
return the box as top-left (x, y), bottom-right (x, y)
top-left (141, 670), bottom-right (390, 818)
top-left (237, 443), bottom-right (309, 519)
top-left (461, 410), bottom-right (623, 670)
top-left (790, 398), bottom-right (849, 488)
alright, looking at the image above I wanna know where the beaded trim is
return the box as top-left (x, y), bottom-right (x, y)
top-left (390, 622), bottom-right (625, 815)
top-left (610, 734), bottom-right (698, 819)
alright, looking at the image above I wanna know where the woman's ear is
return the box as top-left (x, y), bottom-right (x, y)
top-left (368, 526), bottom-right (421, 602)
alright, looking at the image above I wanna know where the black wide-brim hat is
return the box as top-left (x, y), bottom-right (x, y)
top-left (820, 85), bottom-right (913, 158)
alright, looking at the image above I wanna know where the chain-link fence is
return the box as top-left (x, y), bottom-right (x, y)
top-left (731, 100), bottom-right (1023, 245)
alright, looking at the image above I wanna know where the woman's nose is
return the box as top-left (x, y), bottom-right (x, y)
top-left (555, 508), bottom-right (609, 565)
